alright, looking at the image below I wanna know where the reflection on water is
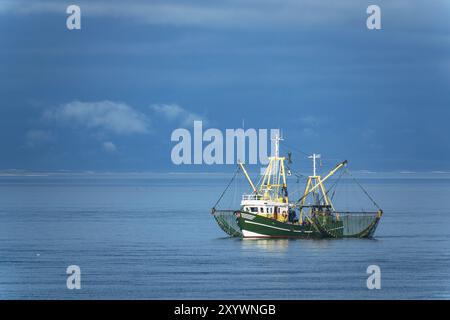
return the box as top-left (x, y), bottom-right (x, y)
top-left (240, 238), bottom-right (355, 252)
top-left (241, 239), bottom-right (290, 252)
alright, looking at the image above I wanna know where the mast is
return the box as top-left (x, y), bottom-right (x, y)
top-left (308, 153), bottom-right (320, 205)
top-left (272, 132), bottom-right (282, 191)
top-left (308, 153), bottom-right (321, 177)
top-left (257, 132), bottom-right (287, 202)
top-left (239, 132), bottom-right (288, 203)
top-left (273, 131), bottom-right (282, 159)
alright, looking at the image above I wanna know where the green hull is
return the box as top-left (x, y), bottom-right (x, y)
top-left (237, 211), bottom-right (344, 239)
top-left (237, 211), bottom-right (321, 239)
top-left (212, 210), bottom-right (381, 239)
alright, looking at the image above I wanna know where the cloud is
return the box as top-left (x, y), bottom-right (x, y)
top-left (25, 129), bottom-right (55, 148)
top-left (102, 141), bottom-right (117, 153)
top-left (2, 0), bottom-right (450, 34)
top-left (0, 0), bottom-right (388, 29)
top-left (44, 100), bottom-right (149, 135)
top-left (150, 104), bottom-right (206, 127)
top-left (298, 115), bottom-right (327, 136)
top-left (299, 115), bottom-right (323, 128)
top-left (0, 0), bottom-right (64, 14)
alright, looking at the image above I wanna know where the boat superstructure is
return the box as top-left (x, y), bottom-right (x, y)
top-left (239, 134), bottom-right (290, 223)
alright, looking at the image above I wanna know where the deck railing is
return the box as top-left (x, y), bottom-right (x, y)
top-left (241, 194), bottom-right (264, 201)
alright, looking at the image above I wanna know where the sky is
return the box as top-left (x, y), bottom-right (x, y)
top-left (0, 0), bottom-right (449, 173)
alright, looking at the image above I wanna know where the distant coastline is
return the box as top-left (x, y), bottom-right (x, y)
top-left (1, 169), bottom-right (450, 179)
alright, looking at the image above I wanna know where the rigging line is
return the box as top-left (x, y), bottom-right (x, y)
top-left (330, 189), bottom-right (336, 201)
top-left (255, 166), bottom-right (265, 188)
top-left (345, 169), bottom-right (381, 210)
top-left (229, 167), bottom-right (238, 208)
top-left (318, 169), bottom-right (345, 203)
top-left (292, 172), bottom-right (307, 181)
top-left (212, 166), bottom-right (241, 210)
top-left (295, 163), bottom-right (344, 206)
top-left (280, 141), bottom-right (310, 157)
top-left (280, 132), bottom-right (351, 165)
top-left (285, 163), bottom-right (309, 178)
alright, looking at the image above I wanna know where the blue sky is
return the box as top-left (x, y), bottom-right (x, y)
top-left (1, 0), bottom-right (449, 172)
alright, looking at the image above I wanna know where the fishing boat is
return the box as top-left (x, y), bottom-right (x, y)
top-left (211, 135), bottom-right (382, 239)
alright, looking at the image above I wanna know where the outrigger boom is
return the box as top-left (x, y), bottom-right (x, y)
top-left (238, 161), bottom-right (257, 194)
top-left (296, 158), bottom-right (347, 224)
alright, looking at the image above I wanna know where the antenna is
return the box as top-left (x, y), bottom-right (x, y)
top-left (271, 131), bottom-right (283, 159)
top-left (308, 153), bottom-right (321, 177)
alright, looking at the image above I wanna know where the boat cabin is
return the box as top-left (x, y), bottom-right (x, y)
top-left (241, 194), bottom-right (289, 222)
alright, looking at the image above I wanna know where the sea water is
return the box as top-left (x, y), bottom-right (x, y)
top-left (0, 173), bottom-right (449, 299)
